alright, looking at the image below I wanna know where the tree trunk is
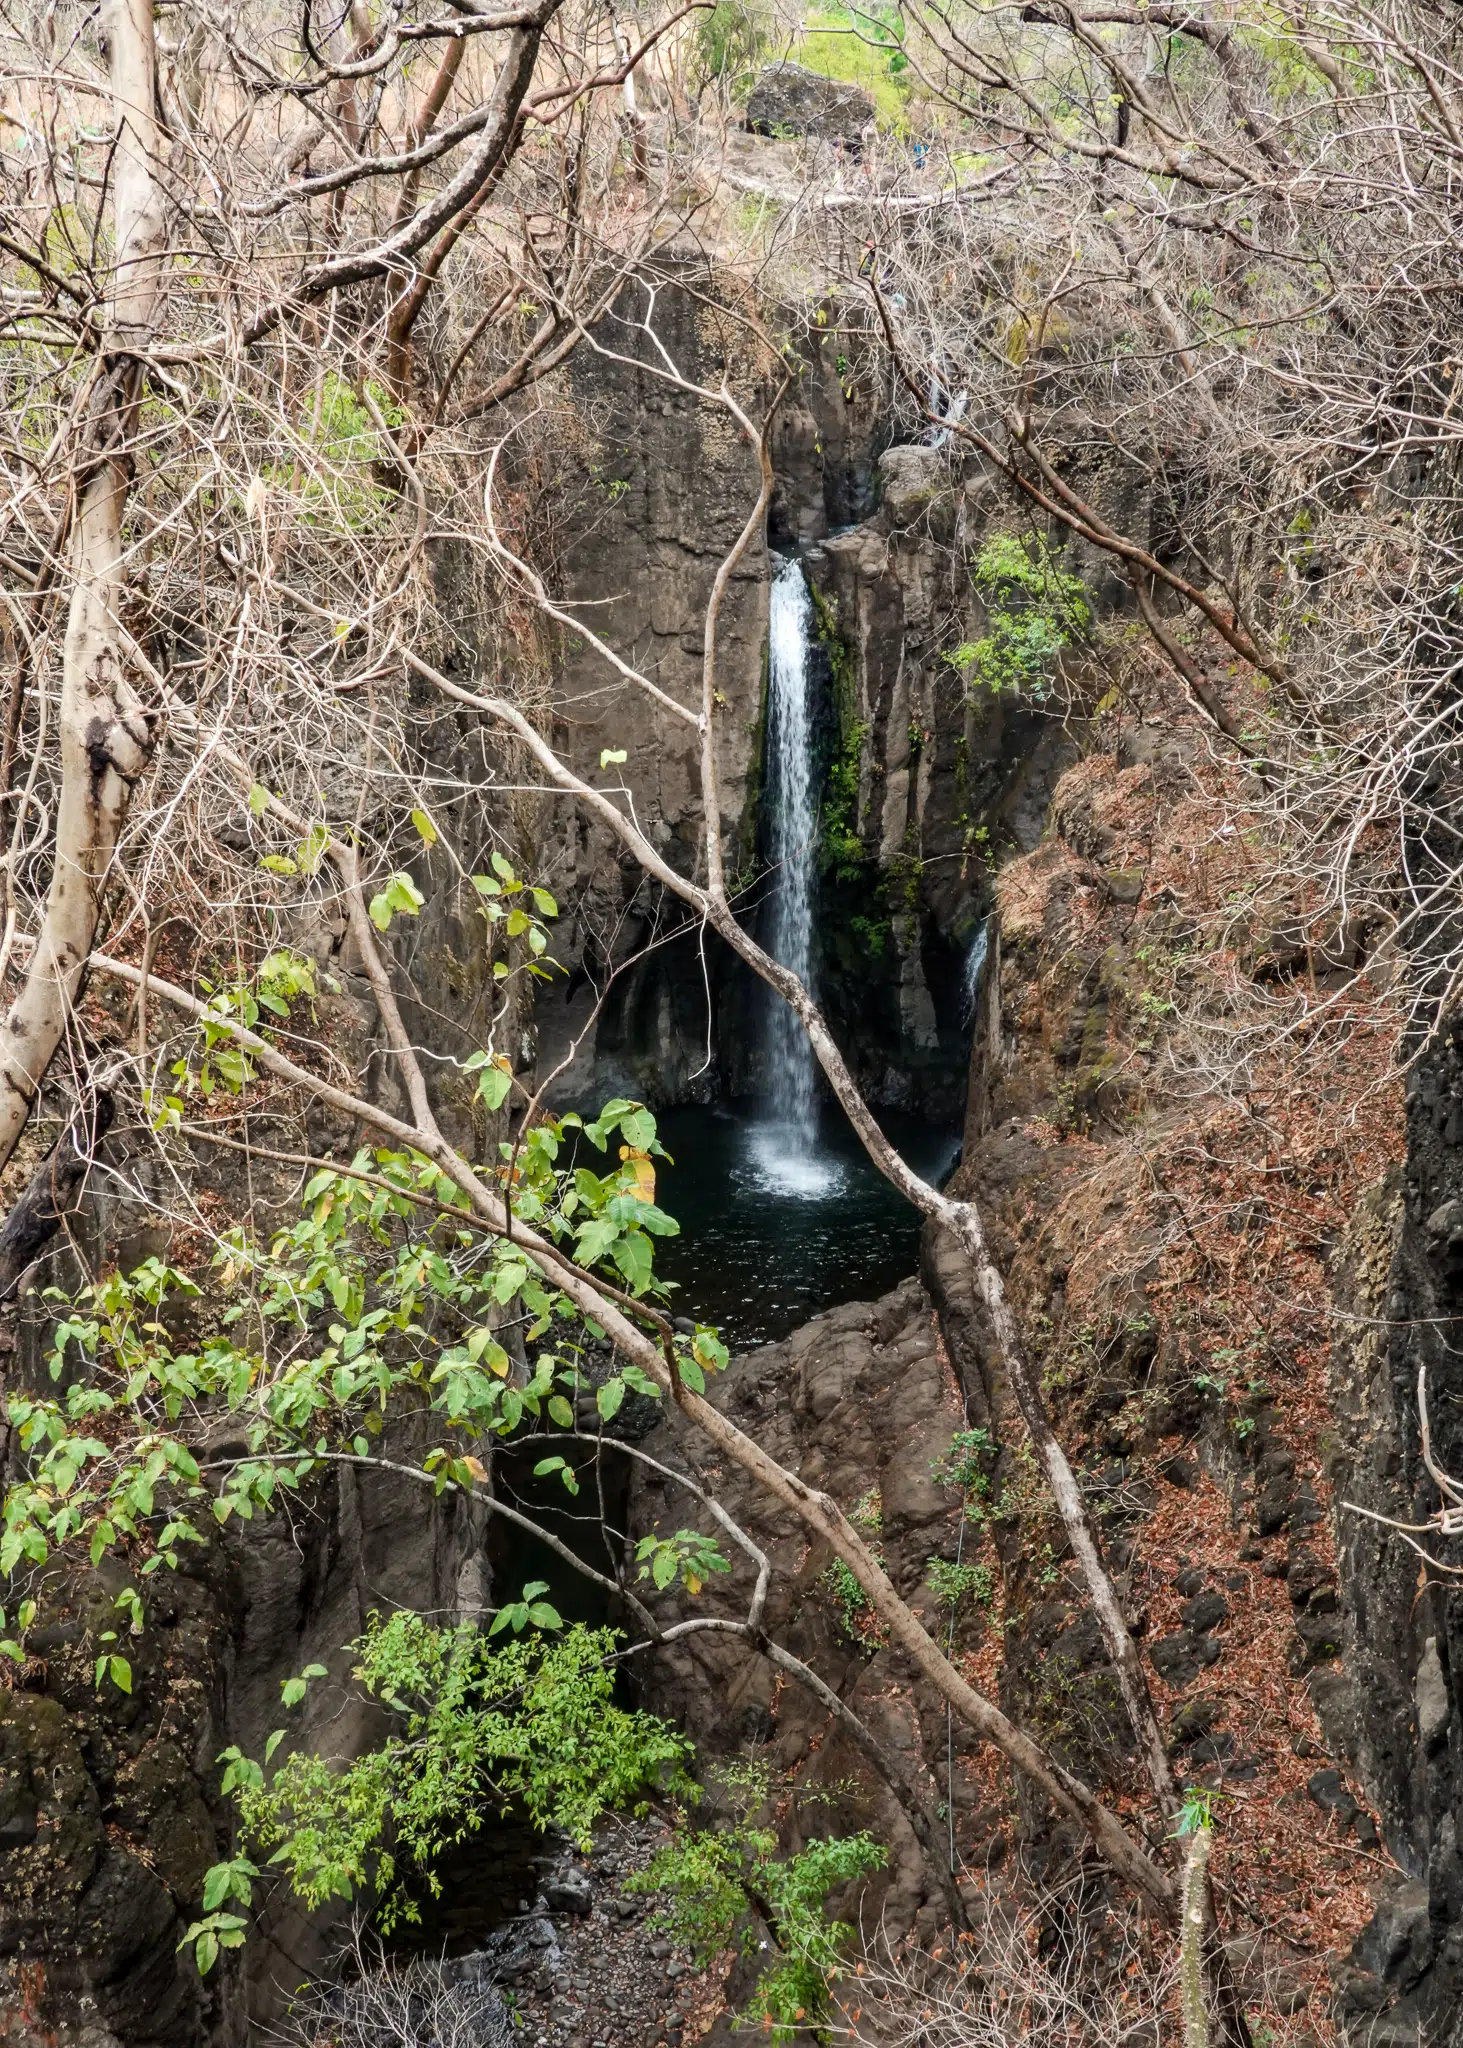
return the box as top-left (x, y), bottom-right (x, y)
top-left (0, 0), bottom-right (162, 1174)
top-left (1181, 1825), bottom-right (1212, 2048)
top-left (0, 1091), bottom-right (114, 1300)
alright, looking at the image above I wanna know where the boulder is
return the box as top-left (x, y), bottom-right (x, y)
top-left (1179, 1589), bottom-right (1229, 1636)
top-left (1170, 1696), bottom-right (1222, 1744)
top-left (745, 63), bottom-right (875, 146)
top-left (1150, 1630), bottom-right (1222, 1690)
top-left (543, 1865), bottom-right (594, 1915)
top-left (877, 443), bottom-right (951, 527)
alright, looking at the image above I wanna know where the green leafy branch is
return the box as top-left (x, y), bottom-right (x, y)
top-left (182, 1612), bottom-right (691, 1966)
top-left (2, 1100), bottom-right (728, 1632)
top-left (634, 1529), bottom-right (732, 1597)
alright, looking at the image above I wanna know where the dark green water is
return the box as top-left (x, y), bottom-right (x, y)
top-left (648, 1103), bottom-right (960, 1349)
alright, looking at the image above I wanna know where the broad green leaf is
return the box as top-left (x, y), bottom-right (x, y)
top-left (296, 822), bottom-right (329, 877)
top-left (368, 872), bottom-right (425, 931)
top-left (477, 1063), bottom-right (512, 1112)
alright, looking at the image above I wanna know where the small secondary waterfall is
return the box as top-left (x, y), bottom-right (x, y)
top-left (753, 555), bottom-right (832, 1190)
top-left (963, 917), bottom-right (989, 1022)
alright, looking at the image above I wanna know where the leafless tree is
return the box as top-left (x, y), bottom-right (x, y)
top-left (265, 1926), bottom-right (514, 2048)
top-left (23, 0), bottom-right (1436, 2022)
top-left (841, 1888), bottom-right (1178, 2048)
top-left (746, 1), bottom-right (1463, 1095)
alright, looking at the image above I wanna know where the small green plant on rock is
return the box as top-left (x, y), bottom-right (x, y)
top-left (931, 1427), bottom-right (993, 1497)
top-left (626, 1762), bottom-right (885, 2043)
top-left (817, 1557), bottom-right (888, 1647)
top-left (849, 1487), bottom-right (883, 1533)
top-left (925, 1556), bottom-right (994, 1612)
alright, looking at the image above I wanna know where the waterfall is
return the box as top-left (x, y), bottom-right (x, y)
top-left (749, 555), bottom-right (840, 1195)
top-left (761, 555), bottom-right (818, 1130)
top-left (963, 917), bottom-right (989, 1022)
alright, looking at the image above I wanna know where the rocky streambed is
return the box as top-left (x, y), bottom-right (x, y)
top-left (346, 1820), bottom-right (726, 2048)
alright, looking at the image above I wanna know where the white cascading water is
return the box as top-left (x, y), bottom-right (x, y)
top-left (750, 556), bottom-right (840, 1194)
top-left (963, 917), bottom-right (989, 1022)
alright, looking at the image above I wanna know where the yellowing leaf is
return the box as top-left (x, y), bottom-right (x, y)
top-left (619, 1146), bottom-right (655, 1201)
top-left (462, 1456), bottom-right (487, 1482)
top-left (410, 808), bottom-right (438, 847)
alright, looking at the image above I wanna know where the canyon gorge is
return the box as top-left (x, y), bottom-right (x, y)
top-left (3, 7), bottom-right (1463, 2048)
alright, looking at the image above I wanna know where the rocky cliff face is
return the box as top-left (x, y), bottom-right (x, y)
top-left (619, 671), bottom-right (1422, 2043)
top-left (627, 1278), bottom-right (988, 1945)
top-left (800, 443), bottom-right (1078, 1117)
top-left (0, 965), bottom-right (494, 2045)
top-left (1319, 1034), bottom-right (1463, 2046)
top-left (522, 291), bottom-right (1078, 1121)
top-left (521, 280), bottom-right (775, 1110)
top-left (0, 1345), bottom-right (484, 2048)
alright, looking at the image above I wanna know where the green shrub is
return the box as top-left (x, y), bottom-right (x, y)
top-left (946, 533), bottom-right (1091, 700)
top-left (627, 1767), bottom-right (885, 2042)
top-left (182, 1613), bottom-right (691, 1967)
top-left (925, 1556), bottom-right (994, 1611)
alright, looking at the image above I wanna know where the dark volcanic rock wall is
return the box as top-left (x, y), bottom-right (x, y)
top-left (525, 296), bottom-right (1081, 1121)
top-left (0, 1413), bottom-right (483, 2048)
top-left (799, 447), bottom-right (1079, 1117)
top-left (1324, 1031), bottom-right (1463, 2047)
